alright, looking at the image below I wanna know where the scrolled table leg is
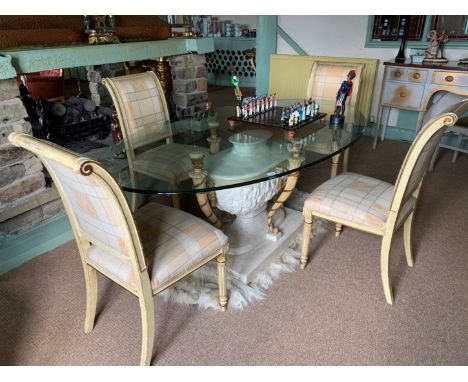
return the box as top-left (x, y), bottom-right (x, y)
top-left (188, 151), bottom-right (222, 229)
top-left (267, 139), bottom-right (304, 237)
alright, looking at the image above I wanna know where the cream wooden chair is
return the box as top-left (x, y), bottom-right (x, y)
top-left (300, 98), bottom-right (468, 304)
top-left (424, 92), bottom-right (468, 171)
top-left (307, 61), bottom-right (364, 176)
top-left (102, 71), bottom-right (210, 211)
top-left (8, 132), bottom-right (229, 366)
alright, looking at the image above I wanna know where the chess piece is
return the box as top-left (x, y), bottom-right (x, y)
top-left (314, 102), bottom-right (319, 115)
top-left (331, 70), bottom-right (355, 125)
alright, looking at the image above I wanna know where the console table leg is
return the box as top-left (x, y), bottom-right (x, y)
top-left (373, 106), bottom-right (383, 149)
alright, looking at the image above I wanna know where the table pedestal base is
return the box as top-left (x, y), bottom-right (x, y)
top-left (224, 206), bottom-right (303, 284)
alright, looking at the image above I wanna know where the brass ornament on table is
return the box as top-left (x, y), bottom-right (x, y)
top-left (84, 15), bottom-right (120, 45)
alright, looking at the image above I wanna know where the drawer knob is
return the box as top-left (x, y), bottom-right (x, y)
top-left (394, 71), bottom-right (402, 78)
top-left (399, 91), bottom-right (407, 98)
top-left (412, 73), bottom-right (421, 80)
top-left (445, 75), bottom-right (454, 82)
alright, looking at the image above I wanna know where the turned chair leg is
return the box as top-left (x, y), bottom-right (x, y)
top-left (335, 223), bottom-right (343, 237)
top-left (331, 153), bottom-right (341, 178)
top-left (84, 265), bottom-right (97, 334)
top-left (343, 148), bottom-right (350, 172)
top-left (130, 172), bottom-right (144, 212)
top-left (301, 212), bottom-right (313, 269)
top-left (403, 211), bottom-right (415, 267)
top-left (216, 247), bottom-right (228, 312)
top-left (380, 233), bottom-right (395, 305)
top-left (171, 195), bottom-right (181, 209)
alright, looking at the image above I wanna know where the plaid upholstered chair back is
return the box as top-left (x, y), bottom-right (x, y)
top-left (8, 133), bottom-right (148, 275)
top-left (390, 98), bottom-right (468, 214)
top-left (307, 61), bottom-right (364, 122)
top-left (102, 72), bottom-right (172, 161)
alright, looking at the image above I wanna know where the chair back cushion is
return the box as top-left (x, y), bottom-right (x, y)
top-left (8, 133), bottom-right (148, 283)
top-left (102, 72), bottom-right (171, 158)
top-left (307, 62), bottom-right (364, 121)
top-left (422, 92), bottom-right (467, 126)
top-left (391, 98), bottom-right (468, 212)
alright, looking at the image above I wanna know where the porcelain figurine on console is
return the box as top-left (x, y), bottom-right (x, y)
top-left (330, 69), bottom-right (356, 125)
top-left (423, 29), bottom-right (449, 63)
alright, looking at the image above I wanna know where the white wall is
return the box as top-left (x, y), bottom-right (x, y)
top-left (277, 15), bottom-right (467, 121)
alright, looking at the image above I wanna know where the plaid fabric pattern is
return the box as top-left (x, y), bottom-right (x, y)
top-left (134, 144), bottom-right (210, 186)
top-left (308, 63), bottom-right (363, 114)
top-left (86, 201), bottom-right (228, 291)
top-left (46, 159), bottom-right (131, 257)
top-left (402, 129), bottom-right (445, 202)
top-left (110, 74), bottom-right (170, 151)
top-left (304, 172), bottom-right (416, 231)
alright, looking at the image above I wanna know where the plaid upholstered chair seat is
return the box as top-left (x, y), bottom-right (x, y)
top-left (304, 172), bottom-right (416, 232)
top-left (133, 144), bottom-right (210, 186)
top-left (86, 201), bottom-right (228, 293)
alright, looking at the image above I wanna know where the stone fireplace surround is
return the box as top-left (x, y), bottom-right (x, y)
top-left (0, 38), bottom-right (214, 273)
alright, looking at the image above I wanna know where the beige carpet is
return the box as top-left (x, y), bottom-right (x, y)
top-left (1, 137), bottom-right (468, 366)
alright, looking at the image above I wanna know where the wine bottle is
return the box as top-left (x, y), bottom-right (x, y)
top-left (395, 17), bottom-right (408, 63)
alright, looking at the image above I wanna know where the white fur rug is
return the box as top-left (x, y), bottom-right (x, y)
top-left (159, 190), bottom-right (329, 310)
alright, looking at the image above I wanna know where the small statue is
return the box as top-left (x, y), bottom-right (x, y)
top-left (331, 70), bottom-right (356, 125)
top-left (94, 16), bottom-right (107, 30)
top-left (424, 30), bottom-right (449, 63)
top-left (230, 72), bottom-right (243, 105)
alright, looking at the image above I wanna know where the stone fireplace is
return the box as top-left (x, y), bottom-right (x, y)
top-left (0, 73), bottom-right (63, 236)
top-left (0, 36), bottom-right (214, 272)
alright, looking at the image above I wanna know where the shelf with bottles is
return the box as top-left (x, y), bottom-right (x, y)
top-left (372, 16), bottom-right (426, 41)
top-left (167, 15), bottom-right (255, 38)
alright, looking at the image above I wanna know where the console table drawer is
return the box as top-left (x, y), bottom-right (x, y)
top-left (386, 67), bottom-right (428, 83)
top-left (382, 82), bottom-right (425, 109)
top-left (432, 71), bottom-right (468, 87)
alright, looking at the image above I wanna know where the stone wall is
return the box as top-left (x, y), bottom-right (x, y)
top-left (87, 63), bottom-right (126, 106)
top-left (0, 78), bottom-right (63, 236)
top-left (169, 54), bottom-right (208, 118)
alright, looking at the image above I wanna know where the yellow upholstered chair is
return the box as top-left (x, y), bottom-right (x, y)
top-left (300, 98), bottom-right (468, 304)
top-left (307, 61), bottom-right (364, 176)
top-left (102, 71), bottom-right (209, 211)
top-left (8, 132), bottom-right (229, 366)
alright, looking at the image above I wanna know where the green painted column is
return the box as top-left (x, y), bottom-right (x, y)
top-left (255, 16), bottom-right (278, 96)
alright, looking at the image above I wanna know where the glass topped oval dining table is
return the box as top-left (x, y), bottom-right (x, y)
top-left (96, 99), bottom-right (369, 282)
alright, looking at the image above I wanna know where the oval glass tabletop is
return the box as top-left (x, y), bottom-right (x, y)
top-left (96, 99), bottom-right (369, 195)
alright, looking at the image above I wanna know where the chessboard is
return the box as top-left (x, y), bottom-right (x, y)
top-left (228, 109), bottom-right (327, 131)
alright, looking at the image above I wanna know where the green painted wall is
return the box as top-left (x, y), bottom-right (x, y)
top-left (0, 213), bottom-right (73, 275)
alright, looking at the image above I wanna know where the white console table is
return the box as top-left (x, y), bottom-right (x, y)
top-left (373, 61), bottom-right (468, 148)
